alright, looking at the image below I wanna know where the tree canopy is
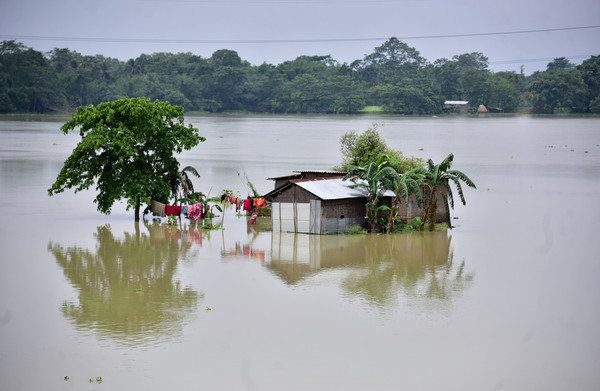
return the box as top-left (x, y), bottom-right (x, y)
top-left (47, 97), bottom-right (205, 220)
top-left (336, 123), bottom-right (423, 173)
top-left (2, 39), bottom-right (599, 115)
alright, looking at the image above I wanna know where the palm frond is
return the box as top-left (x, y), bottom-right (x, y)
top-left (404, 167), bottom-right (429, 179)
top-left (406, 178), bottom-right (423, 207)
top-left (426, 158), bottom-right (435, 172)
top-left (439, 153), bottom-right (454, 171)
top-left (446, 182), bottom-right (455, 209)
top-left (432, 164), bottom-right (441, 185)
top-left (376, 153), bottom-right (401, 171)
top-left (397, 180), bottom-right (409, 204)
top-left (447, 169), bottom-right (476, 189)
top-left (182, 166), bottom-right (201, 178)
top-left (451, 177), bottom-right (466, 205)
top-left (343, 165), bottom-right (364, 180)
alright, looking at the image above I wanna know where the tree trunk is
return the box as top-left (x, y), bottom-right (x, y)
top-left (420, 201), bottom-right (430, 231)
top-left (365, 194), bottom-right (373, 232)
top-left (387, 197), bottom-right (398, 233)
top-left (428, 197), bottom-right (437, 231)
top-left (134, 198), bottom-right (140, 221)
top-left (443, 196), bottom-right (452, 229)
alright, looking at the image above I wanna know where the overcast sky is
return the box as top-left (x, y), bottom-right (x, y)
top-left (1, 0), bottom-right (598, 74)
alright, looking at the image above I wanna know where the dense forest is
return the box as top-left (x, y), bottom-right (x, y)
top-left (1, 38), bottom-right (599, 115)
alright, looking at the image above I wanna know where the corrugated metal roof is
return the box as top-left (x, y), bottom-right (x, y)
top-left (294, 178), bottom-right (394, 200)
top-left (267, 173), bottom-right (301, 180)
top-left (292, 170), bottom-right (347, 174)
top-left (267, 170), bottom-right (346, 181)
top-left (444, 100), bottom-right (469, 105)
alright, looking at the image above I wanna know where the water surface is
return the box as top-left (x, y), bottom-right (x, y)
top-left (1, 115), bottom-right (599, 390)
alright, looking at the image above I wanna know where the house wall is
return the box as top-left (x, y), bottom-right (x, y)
top-left (270, 185), bottom-right (315, 203)
top-left (270, 183), bottom-right (449, 234)
top-left (402, 185), bottom-right (449, 223)
top-left (320, 199), bottom-right (365, 234)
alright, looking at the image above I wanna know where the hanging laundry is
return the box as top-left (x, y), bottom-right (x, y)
top-left (151, 200), bottom-right (167, 217)
top-left (187, 203), bottom-right (203, 220)
top-left (243, 198), bottom-right (251, 211)
top-left (165, 205), bottom-right (182, 216)
top-left (253, 198), bottom-right (265, 208)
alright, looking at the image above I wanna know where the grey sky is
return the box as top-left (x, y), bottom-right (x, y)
top-left (1, 0), bottom-right (599, 74)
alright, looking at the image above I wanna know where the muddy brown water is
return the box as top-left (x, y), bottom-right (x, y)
top-left (1, 115), bottom-right (599, 390)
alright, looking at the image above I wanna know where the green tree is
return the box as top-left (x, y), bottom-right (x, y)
top-left (386, 166), bottom-right (427, 232)
top-left (361, 38), bottom-right (426, 84)
top-left (337, 124), bottom-right (423, 173)
top-left (370, 84), bottom-right (439, 114)
top-left (577, 55), bottom-right (600, 110)
top-left (546, 57), bottom-right (575, 71)
top-left (343, 160), bottom-right (399, 233)
top-left (590, 96), bottom-right (600, 113)
top-left (48, 98), bottom-right (205, 220)
top-left (332, 94), bottom-right (365, 113)
top-left (0, 40), bottom-right (56, 112)
top-left (528, 69), bottom-right (588, 113)
top-left (420, 153), bottom-right (476, 231)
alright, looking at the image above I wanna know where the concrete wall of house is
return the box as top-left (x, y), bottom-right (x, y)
top-left (272, 199), bottom-right (365, 234)
top-left (320, 199), bottom-right (365, 234)
top-left (406, 185), bottom-right (449, 223)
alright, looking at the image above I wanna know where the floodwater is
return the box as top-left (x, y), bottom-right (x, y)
top-left (1, 115), bottom-right (599, 390)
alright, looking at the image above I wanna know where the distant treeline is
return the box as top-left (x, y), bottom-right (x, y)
top-left (1, 39), bottom-right (599, 115)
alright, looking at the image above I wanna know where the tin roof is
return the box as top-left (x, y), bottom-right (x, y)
top-left (292, 170), bottom-right (346, 174)
top-left (293, 178), bottom-right (394, 200)
top-left (267, 170), bottom-right (346, 181)
top-left (444, 100), bottom-right (469, 105)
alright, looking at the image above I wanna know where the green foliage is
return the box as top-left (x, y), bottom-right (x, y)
top-left (390, 217), bottom-right (421, 233)
top-left (47, 98), bottom-right (204, 220)
top-left (170, 165), bottom-right (200, 203)
top-left (2, 39), bottom-right (599, 115)
top-left (337, 124), bottom-right (423, 173)
top-left (578, 55), bottom-right (600, 106)
top-left (527, 69), bottom-right (588, 113)
top-left (419, 153), bottom-right (476, 231)
top-left (344, 225), bottom-right (366, 235)
top-left (590, 96), bottom-right (600, 113)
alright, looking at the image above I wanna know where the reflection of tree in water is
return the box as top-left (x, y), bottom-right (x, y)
top-left (48, 222), bottom-right (201, 347)
top-left (341, 233), bottom-right (474, 310)
top-left (269, 231), bottom-right (473, 310)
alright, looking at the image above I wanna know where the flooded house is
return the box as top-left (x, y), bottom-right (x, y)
top-left (264, 171), bottom-right (448, 234)
top-left (444, 100), bottom-right (470, 112)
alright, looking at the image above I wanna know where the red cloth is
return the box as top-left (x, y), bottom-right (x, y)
top-left (165, 205), bottom-right (182, 216)
top-left (243, 199), bottom-right (251, 211)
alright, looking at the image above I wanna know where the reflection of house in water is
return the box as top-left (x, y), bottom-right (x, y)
top-left (269, 231), bottom-right (473, 307)
top-left (265, 170), bottom-right (448, 234)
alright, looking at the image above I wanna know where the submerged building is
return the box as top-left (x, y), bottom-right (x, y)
top-left (264, 171), bottom-right (447, 234)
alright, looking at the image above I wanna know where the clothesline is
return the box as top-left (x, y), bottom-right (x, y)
top-left (150, 196), bottom-right (267, 220)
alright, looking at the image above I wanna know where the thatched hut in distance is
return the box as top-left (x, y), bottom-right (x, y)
top-left (477, 104), bottom-right (488, 113)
